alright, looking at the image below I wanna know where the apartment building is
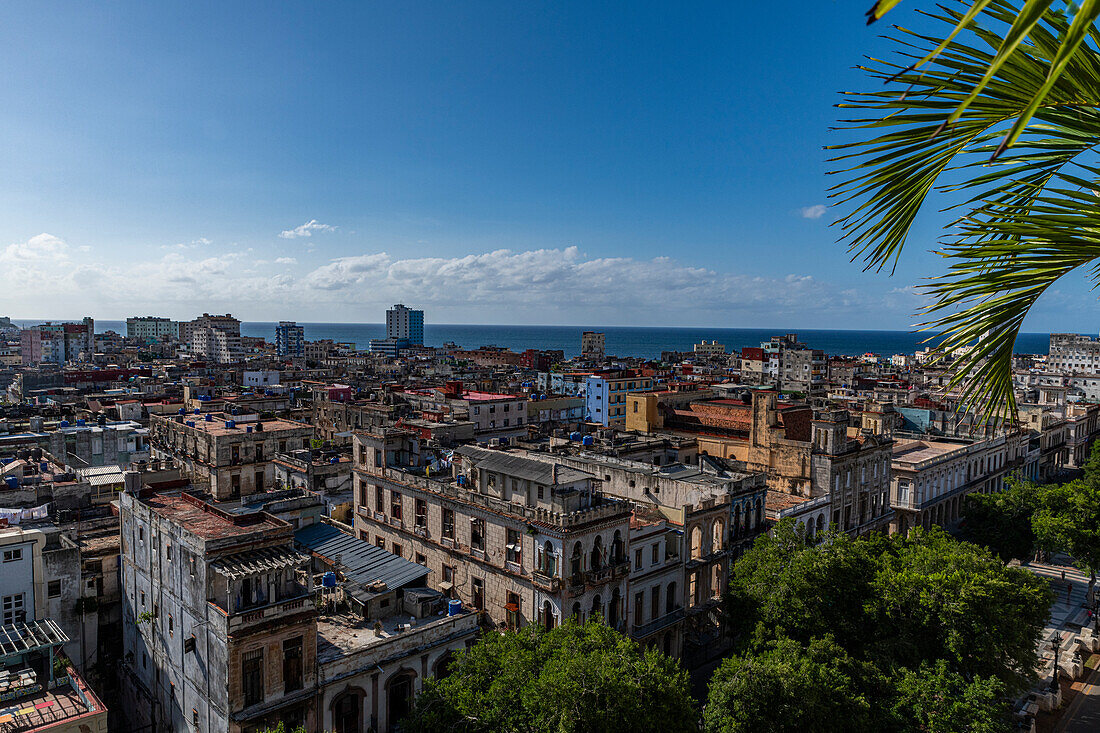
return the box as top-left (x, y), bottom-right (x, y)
top-left (275, 322), bottom-right (305, 358)
top-left (586, 370), bottom-right (654, 427)
top-left (580, 332), bottom-right (605, 361)
top-left (1048, 332), bottom-right (1100, 374)
top-left (351, 428), bottom-right (633, 634)
top-left (120, 489), bottom-right (317, 732)
top-left (182, 314), bottom-right (243, 363)
top-left (149, 411), bottom-right (314, 500)
top-left (20, 319), bottom-right (94, 365)
top-left (693, 341), bottom-right (726, 357)
top-left (370, 304), bottom-right (424, 356)
top-left (126, 316), bottom-right (177, 343)
top-left (890, 430), bottom-right (1028, 533)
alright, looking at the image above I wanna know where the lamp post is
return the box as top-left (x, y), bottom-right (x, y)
top-left (1051, 633), bottom-right (1063, 693)
top-left (1093, 593), bottom-right (1099, 635)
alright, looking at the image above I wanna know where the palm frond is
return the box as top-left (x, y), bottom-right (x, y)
top-left (832, 0), bottom-right (1100, 421)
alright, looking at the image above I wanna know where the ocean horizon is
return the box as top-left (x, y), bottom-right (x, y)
top-left (14, 319), bottom-right (1056, 360)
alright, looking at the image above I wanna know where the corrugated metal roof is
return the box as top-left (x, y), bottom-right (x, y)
top-left (295, 523), bottom-right (428, 594)
top-left (455, 446), bottom-right (592, 485)
top-left (77, 466), bottom-right (124, 487)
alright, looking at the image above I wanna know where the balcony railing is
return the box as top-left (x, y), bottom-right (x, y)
top-left (632, 608), bottom-right (685, 639)
top-left (227, 591), bottom-right (314, 632)
top-left (532, 571), bottom-right (559, 593)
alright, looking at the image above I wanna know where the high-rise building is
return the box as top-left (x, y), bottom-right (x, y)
top-left (19, 318), bottom-right (94, 365)
top-left (182, 314), bottom-right (242, 363)
top-left (385, 304), bottom-right (424, 345)
top-left (581, 331), bottom-right (605, 360)
top-left (275, 321), bottom-right (305, 358)
top-left (370, 304), bottom-right (424, 355)
top-left (126, 316), bottom-right (177, 342)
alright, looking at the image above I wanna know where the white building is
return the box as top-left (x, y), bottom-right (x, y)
top-left (126, 316), bottom-right (177, 342)
top-left (385, 304), bottom-right (424, 345)
top-left (693, 340), bottom-right (726, 357)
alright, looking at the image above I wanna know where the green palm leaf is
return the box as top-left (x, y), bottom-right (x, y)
top-left (831, 0), bottom-right (1100, 422)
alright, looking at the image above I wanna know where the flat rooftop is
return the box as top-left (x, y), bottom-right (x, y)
top-left (892, 438), bottom-right (968, 464)
top-left (144, 494), bottom-right (283, 540)
top-left (166, 414), bottom-right (310, 436)
top-left (316, 610), bottom-right (468, 664)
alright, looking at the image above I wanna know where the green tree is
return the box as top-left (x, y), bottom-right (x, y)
top-left (888, 661), bottom-right (1010, 733)
top-left (831, 0), bottom-right (1100, 420)
top-left (961, 477), bottom-right (1042, 561)
top-left (404, 619), bottom-right (696, 733)
top-left (1032, 442), bottom-right (1100, 582)
top-left (703, 636), bottom-right (874, 733)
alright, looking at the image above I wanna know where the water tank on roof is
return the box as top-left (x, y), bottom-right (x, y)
top-left (246, 426), bottom-right (253, 434)
top-left (39, 462), bottom-right (48, 472)
top-left (447, 599), bottom-right (463, 616)
top-left (582, 435), bottom-right (594, 446)
top-left (457, 475), bottom-right (466, 487)
top-left (58, 421), bottom-right (70, 428)
top-left (225, 421), bottom-right (235, 429)
top-left (194, 408), bottom-right (201, 414)
top-left (76, 419), bottom-right (85, 426)
top-left (4, 477), bottom-right (18, 489)
top-left (186, 420), bottom-right (195, 427)
top-left (205, 414), bottom-right (213, 422)
top-left (321, 572), bottom-right (337, 588)
top-left (569, 432), bottom-right (582, 441)
top-left (178, 408), bottom-right (185, 415)
top-left (330, 457), bottom-right (339, 464)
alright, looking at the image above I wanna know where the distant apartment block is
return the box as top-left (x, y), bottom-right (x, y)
top-left (586, 370), bottom-right (654, 427)
top-left (149, 412), bottom-right (313, 500)
top-left (693, 340), bottom-right (726, 357)
top-left (275, 321), bottom-right (305, 358)
top-left (1049, 332), bottom-right (1100, 374)
top-left (581, 331), bottom-right (605, 360)
top-left (370, 304), bottom-right (424, 356)
top-left (19, 318), bottom-right (94, 365)
top-left (125, 316), bottom-right (177, 342)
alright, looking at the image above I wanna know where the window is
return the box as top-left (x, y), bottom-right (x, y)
top-left (472, 578), bottom-right (484, 610)
top-left (415, 553), bottom-right (426, 566)
top-left (415, 499), bottom-right (427, 527)
top-left (47, 580), bottom-right (61, 598)
top-left (283, 637), bottom-right (303, 692)
top-left (442, 509), bottom-right (455, 539)
top-left (537, 485), bottom-right (544, 500)
top-left (166, 543), bottom-right (172, 562)
top-left (139, 527), bottom-right (144, 542)
top-left (634, 592), bottom-right (644, 625)
top-left (506, 528), bottom-right (521, 565)
top-left (391, 492), bottom-right (403, 521)
top-left (651, 543), bottom-right (660, 564)
top-left (168, 614), bottom-right (174, 636)
top-left (359, 482), bottom-right (367, 507)
top-left (392, 543), bottom-right (403, 557)
top-left (2, 594), bottom-right (25, 625)
top-left (2, 549), bottom-right (21, 563)
top-left (375, 537), bottom-right (386, 549)
top-left (242, 648), bottom-right (264, 706)
top-left (471, 518), bottom-right (485, 551)
top-left (141, 590), bottom-right (146, 608)
top-left (634, 548), bottom-right (643, 570)
top-left (376, 486), bottom-right (384, 513)
top-left (651, 586), bottom-right (660, 620)
top-left (442, 565), bottom-right (454, 583)
top-left (254, 470), bottom-right (265, 491)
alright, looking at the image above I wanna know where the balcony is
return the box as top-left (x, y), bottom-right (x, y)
top-left (532, 571), bottom-right (559, 593)
top-left (586, 566), bottom-right (612, 586)
top-left (566, 577), bottom-right (586, 597)
top-left (226, 591), bottom-right (314, 632)
top-left (632, 608), bottom-right (685, 639)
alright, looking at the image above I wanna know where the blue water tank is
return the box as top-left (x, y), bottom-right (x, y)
top-left (59, 421), bottom-right (70, 428)
top-left (4, 477), bottom-right (18, 489)
top-left (246, 427), bottom-right (253, 434)
top-left (193, 409), bottom-right (201, 415)
top-left (186, 421), bottom-right (195, 427)
top-left (582, 435), bottom-right (594, 446)
top-left (499, 437), bottom-right (508, 446)
top-left (330, 457), bottom-right (339, 464)
top-left (76, 419), bottom-right (85, 426)
top-left (205, 414), bottom-right (213, 422)
top-left (569, 431), bottom-right (582, 441)
top-left (321, 571), bottom-right (337, 588)
top-left (457, 475), bottom-right (466, 487)
top-left (39, 462), bottom-right (48, 472)
top-left (447, 599), bottom-right (463, 616)
top-left (178, 408), bottom-right (185, 415)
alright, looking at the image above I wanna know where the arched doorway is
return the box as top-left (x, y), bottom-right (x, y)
top-left (591, 594), bottom-right (603, 620)
top-left (386, 671), bottom-right (417, 731)
top-left (611, 531), bottom-right (624, 565)
top-left (608, 588), bottom-right (621, 628)
top-left (690, 526), bottom-right (703, 559)
top-left (332, 690), bottom-right (362, 733)
top-left (542, 600), bottom-right (555, 631)
top-left (712, 518), bottom-right (725, 551)
top-left (590, 536), bottom-right (604, 571)
top-left (570, 542), bottom-right (583, 583)
top-left (433, 651), bottom-right (455, 680)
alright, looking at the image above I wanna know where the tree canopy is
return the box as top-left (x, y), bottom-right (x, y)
top-left (710, 522), bottom-right (1050, 732)
top-left (403, 619), bottom-right (696, 733)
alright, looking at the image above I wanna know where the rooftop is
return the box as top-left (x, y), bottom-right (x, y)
top-left (456, 446), bottom-right (592, 486)
top-left (144, 494), bottom-right (284, 540)
top-left (296, 523), bottom-right (428, 600)
top-left (316, 609), bottom-right (470, 664)
top-left (161, 413), bottom-right (310, 437)
top-left (892, 438), bottom-right (968, 464)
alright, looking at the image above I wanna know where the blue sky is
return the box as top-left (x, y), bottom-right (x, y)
top-left (0, 1), bottom-right (1093, 331)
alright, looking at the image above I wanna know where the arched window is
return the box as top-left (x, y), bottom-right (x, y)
top-left (712, 518), bottom-right (725, 551)
top-left (571, 601), bottom-right (582, 621)
top-left (608, 588), bottom-right (621, 628)
top-left (712, 563), bottom-right (722, 599)
top-left (332, 691), bottom-right (361, 733)
top-left (570, 542), bottom-right (583, 582)
top-left (732, 505), bottom-right (742, 538)
top-left (666, 582), bottom-right (677, 614)
top-left (755, 498), bottom-right (763, 527)
top-left (611, 530), bottom-right (624, 565)
top-left (816, 513), bottom-right (825, 536)
top-left (542, 600), bottom-right (556, 630)
top-left (591, 594), bottom-right (603, 619)
top-left (386, 671), bottom-right (417, 730)
top-left (433, 651), bottom-right (455, 680)
top-left (690, 526), bottom-right (703, 559)
top-left (590, 535), bottom-right (604, 571)
top-left (542, 541), bottom-right (556, 576)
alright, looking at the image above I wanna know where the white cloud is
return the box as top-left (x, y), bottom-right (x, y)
top-left (799, 204), bottom-right (828, 220)
top-left (279, 220), bottom-right (336, 239)
top-left (274, 257), bottom-right (298, 265)
top-left (1, 233), bottom-right (69, 262)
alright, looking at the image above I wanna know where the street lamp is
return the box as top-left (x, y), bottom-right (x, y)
top-left (1051, 633), bottom-right (1063, 693)
top-left (1092, 593), bottom-right (1099, 635)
